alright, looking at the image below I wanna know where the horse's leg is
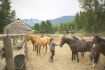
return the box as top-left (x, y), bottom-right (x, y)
top-left (73, 52), bottom-right (77, 62)
top-left (32, 43), bottom-right (34, 51)
top-left (35, 45), bottom-right (37, 51)
top-left (92, 54), bottom-right (99, 68)
top-left (71, 51), bottom-right (74, 61)
top-left (36, 46), bottom-right (38, 55)
top-left (76, 52), bottom-right (79, 62)
top-left (38, 46), bottom-right (41, 55)
top-left (71, 51), bottom-right (78, 63)
top-left (92, 59), bottom-right (97, 68)
top-left (44, 45), bottom-right (47, 55)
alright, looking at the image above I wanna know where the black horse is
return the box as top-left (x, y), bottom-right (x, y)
top-left (60, 36), bottom-right (93, 62)
top-left (90, 35), bottom-right (105, 67)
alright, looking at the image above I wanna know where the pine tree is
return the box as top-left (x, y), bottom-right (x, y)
top-left (0, 0), bottom-right (15, 33)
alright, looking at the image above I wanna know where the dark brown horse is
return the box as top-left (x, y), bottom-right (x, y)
top-left (60, 36), bottom-right (93, 62)
top-left (90, 35), bottom-right (105, 67)
top-left (72, 36), bottom-right (86, 57)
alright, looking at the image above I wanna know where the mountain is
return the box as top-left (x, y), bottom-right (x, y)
top-left (23, 16), bottom-right (75, 26)
top-left (50, 16), bottom-right (75, 24)
top-left (23, 19), bottom-right (41, 26)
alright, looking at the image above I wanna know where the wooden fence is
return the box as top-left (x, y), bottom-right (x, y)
top-left (0, 34), bottom-right (28, 70)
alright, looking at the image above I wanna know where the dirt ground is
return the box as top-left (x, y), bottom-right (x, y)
top-left (27, 36), bottom-right (105, 70)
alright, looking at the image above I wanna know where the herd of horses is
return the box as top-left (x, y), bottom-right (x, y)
top-left (26, 34), bottom-right (52, 55)
top-left (26, 34), bottom-right (105, 68)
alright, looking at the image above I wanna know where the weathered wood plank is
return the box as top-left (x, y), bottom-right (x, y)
top-left (0, 34), bottom-right (25, 38)
top-left (0, 48), bottom-right (5, 59)
top-left (3, 36), bottom-right (15, 70)
top-left (12, 39), bottom-right (25, 49)
top-left (25, 36), bottom-right (28, 60)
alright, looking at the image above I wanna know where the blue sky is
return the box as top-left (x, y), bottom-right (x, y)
top-left (11, 0), bottom-right (81, 20)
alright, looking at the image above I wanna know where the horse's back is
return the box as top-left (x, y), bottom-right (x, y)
top-left (31, 35), bottom-right (42, 46)
top-left (41, 36), bottom-right (51, 45)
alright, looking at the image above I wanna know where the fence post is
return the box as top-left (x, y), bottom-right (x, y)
top-left (25, 35), bottom-right (28, 60)
top-left (3, 36), bottom-right (15, 70)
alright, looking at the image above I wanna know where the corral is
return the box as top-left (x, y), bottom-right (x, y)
top-left (0, 34), bottom-right (105, 70)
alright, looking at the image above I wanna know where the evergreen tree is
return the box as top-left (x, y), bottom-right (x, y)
top-left (0, 0), bottom-right (15, 33)
top-left (46, 20), bottom-right (53, 33)
top-left (75, 0), bottom-right (105, 33)
top-left (10, 10), bottom-right (16, 22)
top-left (40, 21), bottom-right (46, 33)
top-left (33, 23), bottom-right (40, 33)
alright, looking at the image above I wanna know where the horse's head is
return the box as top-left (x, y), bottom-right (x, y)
top-left (26, 34), bottom-right (32, 41)
top-left (89, 44), bottom-right (101, 67)
top-left (60, 36), bottom-right (66, 47)
top-left (93, 35), bottom-right (100, 44)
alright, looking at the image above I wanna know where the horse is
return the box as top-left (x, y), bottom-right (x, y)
top-left (90, 35), bottom-right (105, 67)
top-left (41, 36), bottom-right (52, 54)
top-left (26, 34), bottom-right (52, 55)
top-left (26, 34), bottom-right (42, 55)
top-left (60, 36), bottom-right (93, 62)
top-left (72, 36), bottom-right (86, 57)
top-left (26, 34), bottom-right (40, 51)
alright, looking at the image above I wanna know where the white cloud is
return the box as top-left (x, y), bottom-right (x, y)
top-left (11, 0), bottom-right (81, 20)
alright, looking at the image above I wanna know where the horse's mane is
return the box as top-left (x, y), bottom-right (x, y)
top-left (95, 36), bottom-right (105, 44)
top-left (98, 36), bottom-right (105, 42)
top-left (72, 36), bottom-right (79, 40)
top-left (63, 36), bottom-right (78, 44)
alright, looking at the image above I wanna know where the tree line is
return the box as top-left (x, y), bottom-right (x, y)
top-left (75, 0), bottom-right (105, 34)
top-left (33, 20), bottom-right (53, 34)
top-left (33, 20), bottom-right (74, 34)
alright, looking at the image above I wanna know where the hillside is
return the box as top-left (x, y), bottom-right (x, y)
top-left (50, 16), bottom-right (74, 24)
top-left (23, 16), bottom-right (75, 26)
top-left (23, 19), bottom-right (41, 26)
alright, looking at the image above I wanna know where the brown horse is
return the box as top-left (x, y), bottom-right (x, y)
top-left (26, 34), bottom-right (41, 55)
top-left (26, 34), bottom-right (51, 55)
top-left (26, 34), bottom-right (40, 50)
top-left (41, 36), bottom-right (52, 54)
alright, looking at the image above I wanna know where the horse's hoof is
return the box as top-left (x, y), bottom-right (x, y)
top-left (70, 61), bottom-right (76, 63)
top-left (92, 64), bottom-right (96, 68)
top-left (49, 59), bottom-right (54, 63)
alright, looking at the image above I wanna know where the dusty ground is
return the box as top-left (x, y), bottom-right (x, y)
top-left (27, 37), bottom-right (105, 70)
top-left (0, 36), bottom-right (105, 70)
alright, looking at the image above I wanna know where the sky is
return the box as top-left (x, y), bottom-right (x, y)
top-left (11, 0), bottom-right (81, 20)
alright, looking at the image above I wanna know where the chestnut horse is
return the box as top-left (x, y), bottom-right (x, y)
top-left (26, 34), bottom-right (41, 55)
top-left (41, 36), bottom-right (52, 54)
top-left (26, 34), bottom-right (51, 55)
